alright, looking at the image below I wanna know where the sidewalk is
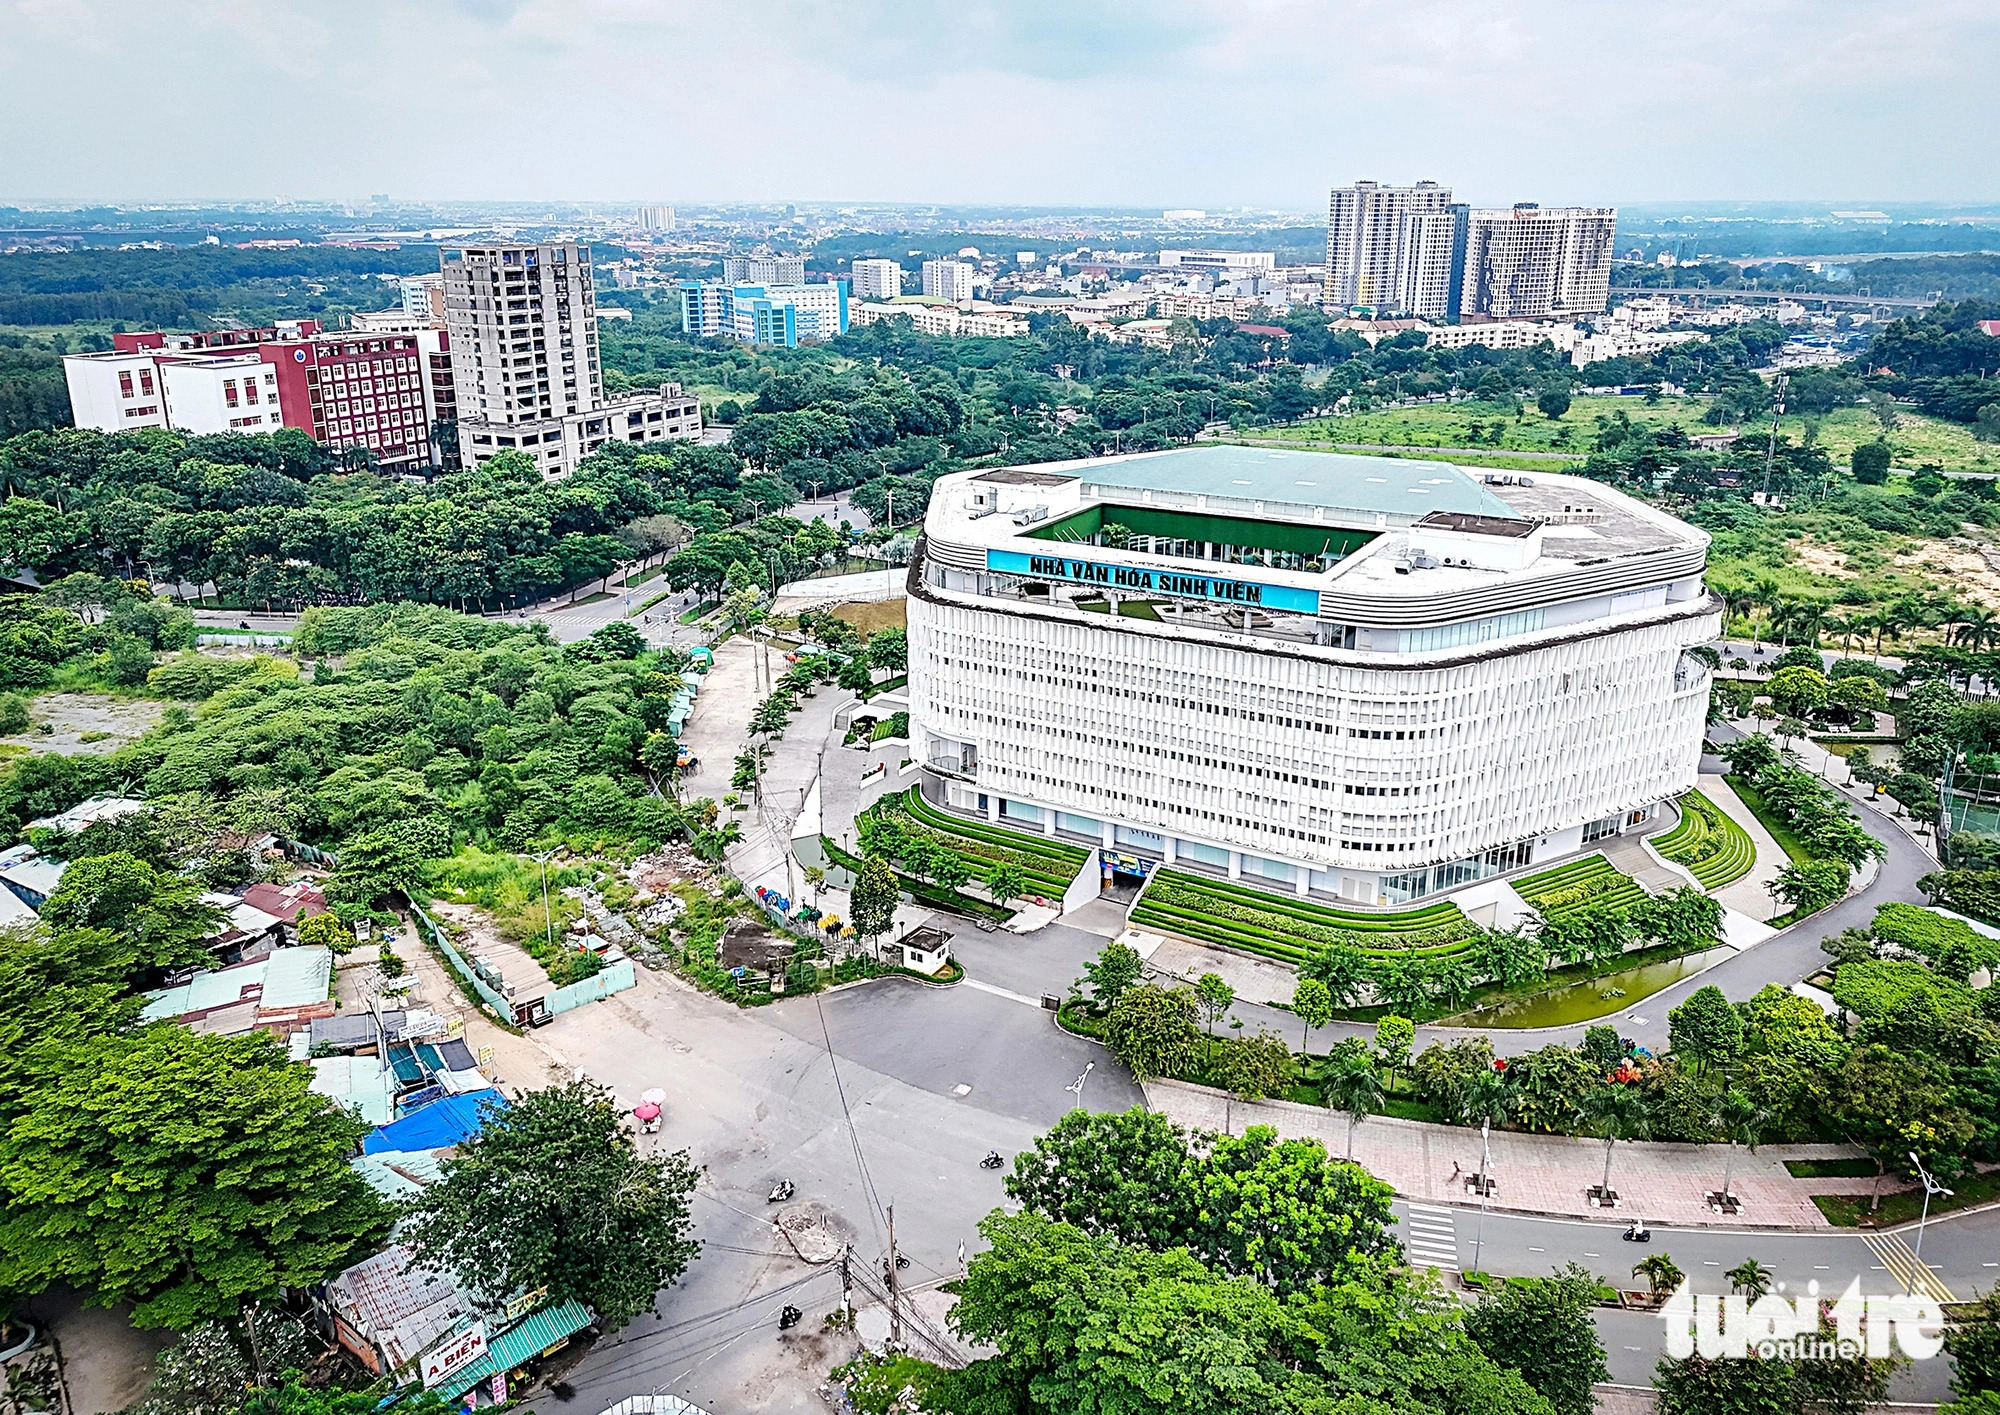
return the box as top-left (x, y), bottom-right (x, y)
top-left (1146, 1079), bottom-right (1876, 1229)
top-left (1700, 773), bottom-right (1788, 922)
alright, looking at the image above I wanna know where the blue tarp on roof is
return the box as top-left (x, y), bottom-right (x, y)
top-left (361, 1088), bottom-right (506, 1155)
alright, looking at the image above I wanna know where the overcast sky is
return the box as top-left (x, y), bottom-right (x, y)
top-left (3, 0), bottom-right (1994, 210)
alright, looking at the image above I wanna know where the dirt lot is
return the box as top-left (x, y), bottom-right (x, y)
top-left (831, 600), bottom-right (907, 637)
top-left (1, 693), bottom-right (166, 756)
top-left (1792, 539), bottom-right (1855, 578)
top-left (1896, 541), bottom-right (2000, 608)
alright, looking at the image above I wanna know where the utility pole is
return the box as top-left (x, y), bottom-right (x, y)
top-left (885, 1204), bottom-right (902, 1351)
top-left (1758, 372), bottom-right (1789, 503)
top-left (840, 1244), bottom-right (852, 1326)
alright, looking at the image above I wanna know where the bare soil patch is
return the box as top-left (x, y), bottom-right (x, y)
top-left (832, 599), bottom-right (908, 637)
top-left (2, 692), bottom-right (166, 756)
top-left (1792, 539), bottom-right (1855, 579)
top-left (1895, 542), bottom-right (2000, 609)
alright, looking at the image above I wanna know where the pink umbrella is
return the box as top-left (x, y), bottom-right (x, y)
top-left (633, 1102), bottom-right (661, 1121)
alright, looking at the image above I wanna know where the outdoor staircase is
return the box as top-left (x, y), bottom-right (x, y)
top-left (1600, 832), bottom-right (1690, 897)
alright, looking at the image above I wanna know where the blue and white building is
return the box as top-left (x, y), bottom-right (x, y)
top-left (677, 280), bottom-right (850, 347)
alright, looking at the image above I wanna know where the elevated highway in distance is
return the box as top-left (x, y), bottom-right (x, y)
top-left (1610, 285), bottom-right (1937, 310)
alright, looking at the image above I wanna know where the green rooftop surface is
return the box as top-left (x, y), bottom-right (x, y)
top-left (1075, 444), bottom-right (1520, 522)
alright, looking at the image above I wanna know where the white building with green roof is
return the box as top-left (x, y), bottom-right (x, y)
top-left (907, 445), bottom-right (1718, 906)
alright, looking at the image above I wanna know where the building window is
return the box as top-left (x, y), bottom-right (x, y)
top-left (140, 369), bottom-right (154, 395)
top-left (118, 371), bottom-right (135, 397)
top-left (1582, 815), bottom-right (1622, 844)
top-left (223, 380), bottom-right (239, 407)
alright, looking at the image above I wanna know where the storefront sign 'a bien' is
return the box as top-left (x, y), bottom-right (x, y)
top-left (421, 1322), bottom-right (488, 1387)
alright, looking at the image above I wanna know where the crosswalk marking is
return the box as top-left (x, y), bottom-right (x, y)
top-left (1863, 1233), bottom-right (1955, 1303)
top-left (1400, 1205), bottom-right (1460, 1273)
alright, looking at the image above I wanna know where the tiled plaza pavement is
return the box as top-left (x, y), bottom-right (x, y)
top-left (1147, 1079), bottom-right (1881, 1229)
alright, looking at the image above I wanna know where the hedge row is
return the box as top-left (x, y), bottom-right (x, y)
top-left (1653, 791), bottom-right (1756, 889)
top-left (871, 791), bottom-right (1083, 894)
top-left (1129, 868), bottom-right (1480, 968)
top-left (1129, 897), bottom-right (1479, 968)
top-left (1512, 855), bottom-right (1647, 917)
top-left (899, 789), bottom-right (1090, 870)
top-left (1146, 870), bottom-right (1469, 934)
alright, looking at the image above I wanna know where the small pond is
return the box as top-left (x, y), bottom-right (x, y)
top-left (1447, 947), bottom-right (1732, 1029)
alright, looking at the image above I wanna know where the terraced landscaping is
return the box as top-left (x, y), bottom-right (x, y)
top-left (1129, 868), bottom-right (1478, 968)
top-left (1650, 789), bottom-right (1757, 889)
top-left (1510, 855), bottom-right (1647, 917)
top-left (871, 788), bottom-right (1090, 896)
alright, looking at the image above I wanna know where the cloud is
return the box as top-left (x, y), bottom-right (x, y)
top-left (0, 0), bottom-right (1991, 205)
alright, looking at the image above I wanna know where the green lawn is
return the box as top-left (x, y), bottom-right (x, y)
top-left (1264, 396), bottom-right (1713, 457)
top-left (1812, 1170), bottom-right (2000, 1227)
top-left (1253, 396), bottom-right (1992, 473)
top-left (1722, 776), bottom-right (1814, 865)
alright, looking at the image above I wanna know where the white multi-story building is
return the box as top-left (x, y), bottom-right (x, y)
top-left (1460, 206), bottom-right (1618, 321)
top-left (1425, 320), bottom-right (1575, 354)
top-left (722, 255), bottom-right (806, 286)
top-left (851, 301), bottom-right (1028, 339)
top-left (907, 446), bottom-right (1716, 907)
top-left (639, 204), bottom-right (676, 232)
top-left (1324, 180), bottom-right (1454, 312)
top-left (442, 242), bottom-right (699, 476)
top-left (921, 259), bottom-right (975, 305)
top-left (65, 349), bottom-right (282, 436)
top-left (1158, 250), bottom-right (1277, 272)
top-left (1396, 207), bottom-right (1469, 322)
top-left (851, 259), bottom-right (904, 300)
top-left (400, 274), bottom-right (444, 319)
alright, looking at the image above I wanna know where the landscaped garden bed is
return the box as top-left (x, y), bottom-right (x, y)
top-left (1650, 790), bottom-right (1756, 889)
top-left (1510, 855), bottom-right (1648, 917)
top-left (870, 788), bottom-right (1090, 897)
top-left (1128, 868), bottom-right (1479, 967)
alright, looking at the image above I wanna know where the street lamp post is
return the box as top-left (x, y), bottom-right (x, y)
top-left (1909, 1151), bottom-right (1953, 1272)
top-left (1471, 1117), bottom-right (1492, 1278)
top-left (1065, 1062), bottom-right (1093, 1112)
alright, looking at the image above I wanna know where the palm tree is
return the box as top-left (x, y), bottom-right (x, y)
top-left (1750, 578), bottom-right (1783, 655)
top-left (1726, 1257), bottom-right (1774, 1298)
top-left (1823, 613), bottom-right (1857, 658)
top-left (1634, 1252), bottom-right (1685, 1301)
top-left (1322, 1049), bottom-right (1386, 1161)
top-left (1939, 602), bottom-right (1973, 649)
top-left (1959, 608), bottom-right (2000, 653)
top-left (1867, 605), bottom-right (1906, 660)
top-left (1712, 1090), bottom-right (1768, 1206)
top-left (1582, 1084), bottom-right (1652, 1202)
top-left (1453, 1069), bottom-right (1514, 1187)
top-left (1716, 584), bottom-right (1757, 646)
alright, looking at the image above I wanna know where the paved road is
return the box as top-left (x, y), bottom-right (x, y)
top-left (1385, 1196), bottom-right (1984, 1399)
